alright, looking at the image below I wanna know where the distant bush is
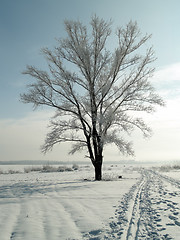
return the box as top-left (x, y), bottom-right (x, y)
top-left (42, 165), bottom-right (74, 172)
top-left (61, 166), bottom-right (73, 172)
top-left (57, 166), bottom-right (65, 172)
top-left (159, 165), bottom-right (170, 172)
top-left (24, 164), bottom-right (77, 173)
top-left (72, 164), bottom-right (79, 170)
top-left (173, 165), bottom-right (180, 170)
top-left (159, 164), bottom-right (180, 172)
top-left (24, 166), bottom-right (42, 173)
top-left (42, 165), bottom-right (55, 172)
top-left (8, 169), bottom-right (21, 174)
top-left (0, 164), bottom-right (80, 174)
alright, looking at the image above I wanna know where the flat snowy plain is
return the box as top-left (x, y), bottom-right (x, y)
top-left (0, 163), bottom-right (180, 240)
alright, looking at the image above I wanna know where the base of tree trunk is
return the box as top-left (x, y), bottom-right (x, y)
top-left (94, 162), bottom-right (102, 181)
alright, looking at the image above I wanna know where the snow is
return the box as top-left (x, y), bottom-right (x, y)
top-left (0, 164), bottom-right (180, 239)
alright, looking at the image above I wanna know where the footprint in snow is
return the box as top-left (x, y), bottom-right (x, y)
top-left (84, 229), bottom-right (103, 239)
top-left (169, 192), bottom-right (177, 197)
top-left (10, 232), bottom-right (16, 239)
top-left (166, 223), bottom-right (176, 226)
top-left (173, 212), bottom-right (179, 216)
top-left (168, 215), bottom-right (178, 221)
top-left (174, 220), bottom-right (180, 226)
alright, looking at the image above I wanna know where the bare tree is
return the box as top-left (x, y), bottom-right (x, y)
top-left (21, 16), bottom-right (164, 180)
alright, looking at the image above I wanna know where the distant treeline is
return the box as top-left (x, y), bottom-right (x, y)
top-left (0, 160), bottom-right (67, 165)
top-left (0, 159), bottom-right (136, 165)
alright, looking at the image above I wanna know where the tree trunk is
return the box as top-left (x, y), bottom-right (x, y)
top-left (94, 162), bottom-right (102, 180)
top-left (94, 156), bottom-right (103, 180)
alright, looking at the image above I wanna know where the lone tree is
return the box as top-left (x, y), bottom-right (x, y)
top-left (21, 16), bottom-right (164, 180)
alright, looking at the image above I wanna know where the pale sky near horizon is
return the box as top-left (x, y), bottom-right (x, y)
top-left (0, 0), bottom-right (180, 163)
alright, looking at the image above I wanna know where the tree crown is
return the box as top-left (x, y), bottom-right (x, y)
top-left (21, 16), bottom-right (164, 161)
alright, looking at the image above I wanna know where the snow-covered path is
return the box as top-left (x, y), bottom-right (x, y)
top-left (102, 169), bottom-right (180, 240)
top-left (0, 166), bottom-right (180, 239)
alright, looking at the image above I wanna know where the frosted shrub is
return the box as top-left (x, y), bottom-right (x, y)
top-left (8, 169), bottom-right (21, 174)
top-left (159, 166), bottom-right (170, 172)
top-left (159, 164), bottom-right (180, 172)
top-left (173, 165), bottom-right (180, 170)
top-left (65, 167), bottom-right (73, 172)
top-left (24, 166), bottom-right (42, 173)
top-left (72, 164), bottom-right (79, 170)
top-left (57, 166), bottom-right (66, 172)
top-left (57, 166), bottom-right (73, 172)
top-left (24, 167), bottom-right (31, 173)
top-left (42, 165), bottom-right (56, 172)
top-left (42, 165), bottom-right (73, 172)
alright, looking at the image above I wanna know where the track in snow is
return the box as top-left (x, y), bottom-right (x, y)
top-left (86, 169), bottom-right (180, 240)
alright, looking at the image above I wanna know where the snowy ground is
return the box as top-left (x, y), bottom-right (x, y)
top-left (0, 164), bottom-right (180, 239)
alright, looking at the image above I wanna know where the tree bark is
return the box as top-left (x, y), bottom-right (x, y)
top-left (94, 156), bottom-right (103, 181)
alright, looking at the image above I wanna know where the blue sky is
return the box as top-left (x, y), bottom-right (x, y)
top-left (0, 0), bottom-right (180, 162)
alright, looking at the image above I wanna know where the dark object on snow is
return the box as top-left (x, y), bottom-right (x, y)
top-left (118, 176), bottom-right (122, 179)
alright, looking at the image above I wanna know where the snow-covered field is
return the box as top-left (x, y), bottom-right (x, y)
top-left (0, 163), bottom-right (180, 239)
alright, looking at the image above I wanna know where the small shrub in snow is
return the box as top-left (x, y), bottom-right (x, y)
top-left (42, 165), bottom-right (56, 172)
top-left (42, 165), bottom-right (73, 172)
top-left (159, 164), bottom-right (180, 172)
top-left (173, 165), bottom-right (180, 170)
top-left (57, 166), bottom-right (66, 172)
top-left (0, 169), bottom-right (3, 174)
top-left (65, 167), bottom-right (73, 172)
top-left (24, 166), bottom-right (42, 173)
top-left (8, 169), bottom-right (21, 174)
top-left (23, 164), bottom-right (79, 173)
top-left (24, 167), bottom-right (31, 173)
top-left (72, 164), bottom-right (79, 170)
top-left (102, 173), bottom-right (121, 181)
top-left (159, 166), bottom-right (170, 172)
top-left (58, 166), bottom-right (73, 172)
top-left (32, 166), bottom-right (42, 171)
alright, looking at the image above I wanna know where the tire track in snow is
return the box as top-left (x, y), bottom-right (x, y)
top-left (41, 198), bottom-right (83, 240)
top-left (0, 203), bottom-right (20, 240)
top-left (10, 199), bottom-right (47, 240)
